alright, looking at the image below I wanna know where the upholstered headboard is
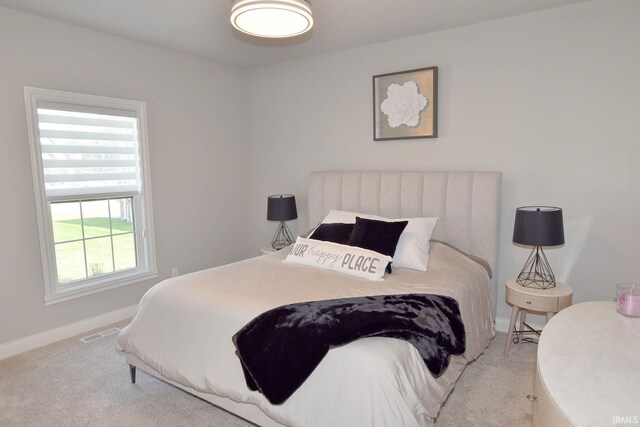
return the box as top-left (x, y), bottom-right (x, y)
top-left (308, 171), bottom-right (502, 315)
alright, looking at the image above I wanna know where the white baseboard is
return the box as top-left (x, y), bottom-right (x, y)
top-left (0, 304), bottom-right (137, 361)
top-left (495, 316), bottom-right (544, 333)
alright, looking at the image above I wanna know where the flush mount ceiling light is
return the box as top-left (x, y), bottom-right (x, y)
top-left (230, 0), bottom-right (313, 38)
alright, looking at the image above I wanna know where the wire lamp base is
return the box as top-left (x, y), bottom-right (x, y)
top-left (516, 246), bottom-right (557, 289)
top-left (271, 221), bottom-right (294, 250)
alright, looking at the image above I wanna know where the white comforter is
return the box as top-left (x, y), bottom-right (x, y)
top-left (116, 242), bottom-right (494, 426)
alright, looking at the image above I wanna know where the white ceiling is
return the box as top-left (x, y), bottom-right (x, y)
top-left (0, 0), bottom-right (587, 67)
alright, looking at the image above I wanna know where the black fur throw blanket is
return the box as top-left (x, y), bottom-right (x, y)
top-left (232, 294), bottom-right (465, 404)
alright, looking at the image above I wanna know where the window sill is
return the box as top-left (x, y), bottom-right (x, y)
top-left (44, 269), bottom-right (158, 305)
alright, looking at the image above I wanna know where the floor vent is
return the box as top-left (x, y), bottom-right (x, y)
top-left (80, 327), bottom-right (121, 343)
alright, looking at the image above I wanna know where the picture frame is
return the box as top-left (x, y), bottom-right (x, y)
top-left (373, 66), bottom-right (438, 141)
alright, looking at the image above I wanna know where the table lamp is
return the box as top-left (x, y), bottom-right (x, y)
top-left (267, 194), bottom-right (297, 249)
top-left (513, 206), bottom-right (565, 289)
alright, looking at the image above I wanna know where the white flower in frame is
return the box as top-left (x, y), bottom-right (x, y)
top-left (380, 81), bottom-right (429, 128)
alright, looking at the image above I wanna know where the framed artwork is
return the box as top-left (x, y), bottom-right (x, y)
top-left (373, 66), bottom-right (438, 141)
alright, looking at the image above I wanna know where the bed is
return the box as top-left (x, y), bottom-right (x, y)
top-left (116, 170), bottom-right (502, 426)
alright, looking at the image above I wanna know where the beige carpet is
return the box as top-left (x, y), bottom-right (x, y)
top-left (0, 322), bottom-right (536, 426)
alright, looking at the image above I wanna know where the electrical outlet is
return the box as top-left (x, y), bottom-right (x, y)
top-left (171, 268), bottom-right (179, 277)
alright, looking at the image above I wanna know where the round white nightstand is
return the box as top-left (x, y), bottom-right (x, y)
top-left (260, 246), bottom-right (278, 255)
top-left (504, 279), bottom-right (573, 357)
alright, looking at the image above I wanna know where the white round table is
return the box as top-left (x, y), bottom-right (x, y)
top-left (534, 301), bottom-right (640, 426)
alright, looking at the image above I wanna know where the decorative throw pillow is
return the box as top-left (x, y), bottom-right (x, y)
top-left (319, 210), bottom-right (438, 271)
top-left (347, 217), bottom-right (408, 273)
top-left (283, 237), bottom-right (391, 281)
top-left (308, 223), bottom-right (355, 245)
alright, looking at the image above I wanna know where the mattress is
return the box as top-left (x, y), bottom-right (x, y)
top-left (116, 241), bottom-right (495, 426)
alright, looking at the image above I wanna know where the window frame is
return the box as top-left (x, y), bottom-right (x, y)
top-left (24, 87), bottom-right (157, 305)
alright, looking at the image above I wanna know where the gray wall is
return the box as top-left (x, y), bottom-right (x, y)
top-left (0, 7), bottom-right (250, 344)
top-left (245, 0), bottom-right (640, 323)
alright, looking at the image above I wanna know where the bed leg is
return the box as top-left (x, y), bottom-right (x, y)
top-left (129, 364), bottom-right (137, 384)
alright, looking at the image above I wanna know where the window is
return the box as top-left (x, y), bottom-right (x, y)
top-left (24, 87), bottom-right (157, 304)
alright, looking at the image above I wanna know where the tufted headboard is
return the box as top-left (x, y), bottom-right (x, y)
top-left (308, 171), bottom-right (502, 315)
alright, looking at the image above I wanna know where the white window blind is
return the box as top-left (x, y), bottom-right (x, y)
top-left (37, 101), bottom-right (141, 201)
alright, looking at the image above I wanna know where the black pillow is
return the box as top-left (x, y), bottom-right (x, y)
top-left (347, 217), bottom-right (408, 274)
top-left (309, 223), bottom-right (355, 245)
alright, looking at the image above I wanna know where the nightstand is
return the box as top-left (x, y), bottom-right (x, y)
top-left (260, 246), bottom-right (278, 255)
top-left (504, 279), bottom-right (573, 357)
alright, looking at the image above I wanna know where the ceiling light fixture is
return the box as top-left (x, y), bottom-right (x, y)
top-left (230, 0), bottom-right (313, 38)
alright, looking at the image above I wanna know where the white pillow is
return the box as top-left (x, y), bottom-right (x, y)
top-left (283, 237), bottom-right (391, 281)
top-left (320, 210), bottom-right (438, 272)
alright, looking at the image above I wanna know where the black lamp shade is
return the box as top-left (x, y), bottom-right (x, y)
top-left (267, 194), bottom-right (298, 221)
top-left (513, 206), bottom-right (564, 247)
